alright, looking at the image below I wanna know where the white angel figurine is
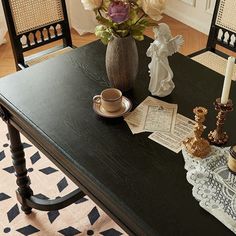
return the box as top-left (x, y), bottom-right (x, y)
top-left (147, 23), bottom-right (184, 97)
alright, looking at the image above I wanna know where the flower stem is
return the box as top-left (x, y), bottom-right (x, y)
top-left (98, 9), bottom-right (103, 18)
top-left (134, 12), bottom-right (147, 25)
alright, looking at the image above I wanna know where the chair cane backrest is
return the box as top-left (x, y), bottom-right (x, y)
top-left (207, 0), bottom-right (236, 53)
top-left (1, 0), bottom-right (72, 69)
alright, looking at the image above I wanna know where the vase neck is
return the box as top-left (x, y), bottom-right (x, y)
top-left (111, 35), bottom-right (133, 42)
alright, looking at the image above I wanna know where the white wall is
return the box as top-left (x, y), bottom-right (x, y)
top-left (165, 0), bottom-right (216, 35)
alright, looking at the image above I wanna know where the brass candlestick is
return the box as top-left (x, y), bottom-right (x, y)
top-left (183, 107), bottom-right (211, 158)
top-left (208, 98), bottom-right (233, 145)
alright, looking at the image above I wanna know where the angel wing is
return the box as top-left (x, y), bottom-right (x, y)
top-left (167, 35), bottom-right (184, 56)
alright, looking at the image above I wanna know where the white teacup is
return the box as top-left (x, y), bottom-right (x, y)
top-left (93, 88), bottom-right (122, 112)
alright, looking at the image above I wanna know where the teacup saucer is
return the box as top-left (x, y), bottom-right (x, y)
top-left (93, 96), bottom-right (132, 118)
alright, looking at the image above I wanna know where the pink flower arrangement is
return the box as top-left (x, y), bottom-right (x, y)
top-left (81, 0), bottom-right (166, 44)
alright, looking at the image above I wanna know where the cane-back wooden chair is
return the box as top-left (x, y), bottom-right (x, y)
top-left (189, 0), bottom-right (236, 78)
top-left (1, 0), bottom-right (73, 70)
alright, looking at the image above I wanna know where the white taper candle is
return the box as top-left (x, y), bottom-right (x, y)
top-left (221, 56), bottom-right (235, 104)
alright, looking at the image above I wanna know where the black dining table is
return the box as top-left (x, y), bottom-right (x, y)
top-left (0, 36), bottom-right (235, 236)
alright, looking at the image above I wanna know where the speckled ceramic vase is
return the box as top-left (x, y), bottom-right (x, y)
top-left (105, 36), bottom-right (138, 92)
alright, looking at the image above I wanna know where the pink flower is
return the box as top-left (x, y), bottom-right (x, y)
top-left (108, 1), bottom-right (130, 23)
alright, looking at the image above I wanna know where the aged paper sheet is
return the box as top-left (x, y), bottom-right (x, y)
top-left (124, 96), bottom-right (177, 134)
top-left (144, 105), bottom-right (177, 132)
top-left (126, 120), bottom-right (144, 134)
top-left (148, 114), bottom-right (196, 153)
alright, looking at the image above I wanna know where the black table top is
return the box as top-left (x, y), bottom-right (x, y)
top-left (0, 37), bottom-right (235, 236)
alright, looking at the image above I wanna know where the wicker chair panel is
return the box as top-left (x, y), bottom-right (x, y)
top-left (9, 0), bottom-right (64, 35)
top-left (192, 51), bottom-right (236, 79)
top-left (26, 46), bottom-right (72, 66)
top-left (216, 0), bottom-right (236, 33)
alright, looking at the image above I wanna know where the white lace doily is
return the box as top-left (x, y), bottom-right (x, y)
top-left (182, 146), bottom-right (236, 234)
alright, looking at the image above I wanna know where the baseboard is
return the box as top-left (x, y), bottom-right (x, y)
top-left (165, 6), bottom-right (209, 35)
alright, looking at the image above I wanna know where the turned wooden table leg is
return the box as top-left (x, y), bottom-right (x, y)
top-left (1, 106), bottom-right (85, 213)
top-left (7, 123), bottom-right (33, 214)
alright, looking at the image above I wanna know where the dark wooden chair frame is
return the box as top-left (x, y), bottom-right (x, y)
top-left (189, 0), bottom-right (236, 58)
top-left (1, 0), bottom-right (73, 71)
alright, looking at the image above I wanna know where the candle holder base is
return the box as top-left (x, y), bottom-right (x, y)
top-left (183, 107), bottom-right (211, 158)
top-left (208, 98), bottom-right (233, 146)
top-left (184, 137), bottom-right (211, 158)
top-left (208, 130), bottom-right (228, 145)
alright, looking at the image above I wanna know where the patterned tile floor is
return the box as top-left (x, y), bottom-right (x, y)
top-left (0, 120), bottom-right (126, 236)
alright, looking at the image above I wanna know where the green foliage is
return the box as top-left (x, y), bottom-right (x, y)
top-left (95, 25), bottom-right (113, 44)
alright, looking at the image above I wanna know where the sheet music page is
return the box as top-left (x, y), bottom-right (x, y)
top-left (124, 104), bottom-right (147, 127)
top-left (148, 114), bottom-right (196, 153)
top-left (126, 121), bottom-right (144, 134)
top-left (124, 96), bottom-right (177, 134)
top-left (144, 104), bottom-right (177, 132)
